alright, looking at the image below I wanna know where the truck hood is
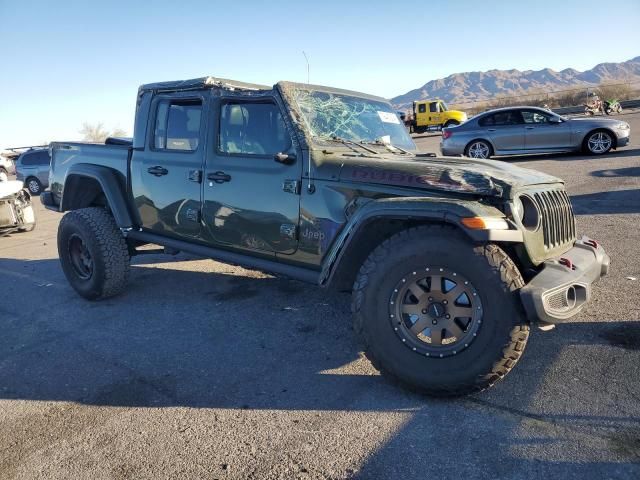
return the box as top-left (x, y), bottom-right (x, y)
top-left (334, 155), bottom-right (562, 198)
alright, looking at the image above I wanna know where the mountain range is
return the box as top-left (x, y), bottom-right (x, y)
top-left (390, 56), bottom-right (640, 109)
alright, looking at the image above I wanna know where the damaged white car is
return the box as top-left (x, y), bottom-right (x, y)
top-left (0, 172), bottom-right (36, 234)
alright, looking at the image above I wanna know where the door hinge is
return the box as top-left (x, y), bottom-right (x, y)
top-left (189, 170), bottom-right (202, 183)
top-left (283, 179), bottom-right (301, 195)
top-left (280, 223), bottom-right (298, 240)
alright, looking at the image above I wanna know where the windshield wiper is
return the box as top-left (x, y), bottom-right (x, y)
top-left (361, 139), bottom-right (412, 155)
top-left (321, 136), bottom-right (378, 155)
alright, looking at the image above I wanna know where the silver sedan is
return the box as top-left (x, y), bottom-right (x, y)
top-left (440, 106), bottom-right (630, 158)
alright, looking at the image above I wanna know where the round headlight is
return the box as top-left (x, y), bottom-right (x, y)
top-left (519, 195), bottom-right (540, 231)
top-left (512, 197), bottom-right (524, 222)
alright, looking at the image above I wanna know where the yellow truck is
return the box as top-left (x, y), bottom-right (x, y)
top-left (404, 99), bottom-right (468, 133)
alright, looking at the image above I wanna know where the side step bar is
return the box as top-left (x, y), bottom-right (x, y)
top-left (127, 230), bottom-right (321, 285)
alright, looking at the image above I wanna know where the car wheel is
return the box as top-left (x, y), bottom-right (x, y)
top-left (58, 207), bottom-right (130, 300)
top-left (351, 225), bottom-right (529, 396)
top-left (26, 177), bottom-right (42, 195)
top-left (465, 140), bottom-right (492, 159)
top-left (584, 130), bottom-right (613, 155)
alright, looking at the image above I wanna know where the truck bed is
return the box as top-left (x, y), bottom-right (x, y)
top-left (48, 141), bottom-right (130, 204)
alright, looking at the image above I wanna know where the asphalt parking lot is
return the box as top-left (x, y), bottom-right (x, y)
top-left (1, 112), bottom-right (639, 480)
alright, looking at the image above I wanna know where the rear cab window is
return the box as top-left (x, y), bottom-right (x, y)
top-left (153, 99), bottom-right (203, 151)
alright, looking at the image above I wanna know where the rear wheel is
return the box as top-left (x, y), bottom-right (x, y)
top-left (352, 225), bottom-right (529, 396)
top-left (26, 177), bottom-right (42, 195)
top-left (584, 130), bottom-right (613, 155)
top-left (465, 140), bottom-right (492, 159)
top-left (58, 207), bottom-right (130, 300)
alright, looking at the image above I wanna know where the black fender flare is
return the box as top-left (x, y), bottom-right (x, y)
top-left (319, 197), bottom-right (521, 286)
top-left (60, 163), bottom-right (133, 228)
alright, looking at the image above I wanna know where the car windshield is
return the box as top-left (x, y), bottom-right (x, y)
top-left (292, 88), bottom-right (416, 151)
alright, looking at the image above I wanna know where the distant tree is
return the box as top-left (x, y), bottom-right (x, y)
top-left (79, 122), bottom-right (128, 143)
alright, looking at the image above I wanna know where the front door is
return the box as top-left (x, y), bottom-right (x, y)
top-left (130, 93), bottom-right (207, 240)
top-left (521, 109), bottom-right (572, 150)
top-left (201, 97), bottom-right (301, 255)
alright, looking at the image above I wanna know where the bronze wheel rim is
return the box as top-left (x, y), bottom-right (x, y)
top-left (389, 267), bottom-right (483, 357)
top-left (68, 233), bottom-right (93, 280)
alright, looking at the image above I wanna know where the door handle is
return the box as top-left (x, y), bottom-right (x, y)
top-left (147, 166), bottom-right (168, 176)
top-left (525, 126), bottom-right (535, 130)
top-left (207, 171), bottom-right (231, 183)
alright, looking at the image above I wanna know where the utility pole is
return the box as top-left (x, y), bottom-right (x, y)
top-left (302, 51), bottom-right (310, 84)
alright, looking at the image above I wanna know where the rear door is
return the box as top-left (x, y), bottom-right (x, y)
top-left (480, 110), bottom-right (525, 152)
top-left (130, 92), bottom-right (207, 240)
top-left (201, 96), bottom-right (301, 255)
top-left (521, 109), bottom-right (572, 150)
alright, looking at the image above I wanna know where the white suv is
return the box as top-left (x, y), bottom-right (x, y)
top-left (0, 154), bottom-right (16, 176)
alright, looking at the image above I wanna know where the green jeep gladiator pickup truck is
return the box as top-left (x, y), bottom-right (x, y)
top-left (42, 77), bottom-right (609, 396)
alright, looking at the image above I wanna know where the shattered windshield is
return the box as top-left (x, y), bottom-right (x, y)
top-left (293, 88), bottom-right (416, 151)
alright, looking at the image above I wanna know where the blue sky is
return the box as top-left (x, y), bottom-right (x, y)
top-left (1, 0), bottom-right (639, 150)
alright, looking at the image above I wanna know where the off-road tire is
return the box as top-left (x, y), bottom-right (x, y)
top-left (58, 207), bottom-right (130, 300)
top-left (351, 225), bottom-right (529, 396)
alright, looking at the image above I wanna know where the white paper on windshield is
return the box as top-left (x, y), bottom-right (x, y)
top-left (377, 111), bottom-right (400, 124)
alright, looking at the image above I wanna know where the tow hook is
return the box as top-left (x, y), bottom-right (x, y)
top-left (585, 239), bottom-right (599, 249)
top-left (559, 258), bottom-right (575, 270)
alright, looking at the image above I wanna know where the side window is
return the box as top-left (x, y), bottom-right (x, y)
top-left (417, 104), bottom-right (426, 114)
top-left (479, 114), bottom-right (494, 127)
top-left (429, 102), bottom-right (438, 113)
top-left (36, 152), bottom-right (51, 165)
top-left (522, 110), bottom-right (550, 124)
top-left (219, 102), bottom-right (291, 156)
top-left (492, 111), bottom-right (522, 126)
top-left (153, 99), bottom-right (202, 151)
top-left (19, 152), bottom-right (48, 166)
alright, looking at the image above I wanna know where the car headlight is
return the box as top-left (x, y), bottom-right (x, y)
top-left (618, 122), bottom-right (630, 130)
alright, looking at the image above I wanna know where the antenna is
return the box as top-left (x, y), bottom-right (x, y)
top-left (302, 51), bottom-right (310, 84)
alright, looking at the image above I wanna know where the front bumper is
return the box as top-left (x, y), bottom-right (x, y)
top-left (616, 134), bottom-right (629, 148)
top-left (520, 236), bottom-right (609, 325)
top-left (40, 191), bottom-right (60, 212)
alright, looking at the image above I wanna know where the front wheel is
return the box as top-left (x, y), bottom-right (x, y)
top-left (352, 225), bottom-right (529, 396)
top-left (58, 207), bottom-right (130, 300)
top-left (584, 130), bottom-right (613, 155)
top-left (465, 140), bottom-right (492, 159)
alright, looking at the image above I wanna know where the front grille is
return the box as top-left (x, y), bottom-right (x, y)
top-left (532, 190), bottom-right (576, 250)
